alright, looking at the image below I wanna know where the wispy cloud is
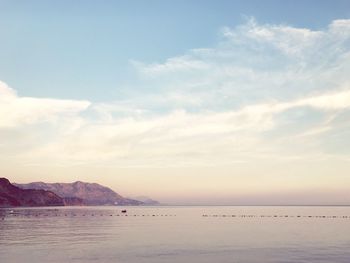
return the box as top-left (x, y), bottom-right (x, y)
top-left (1, 19), bottom-right (350, 168)
top-left (0, 81), bottom-right (90, 128)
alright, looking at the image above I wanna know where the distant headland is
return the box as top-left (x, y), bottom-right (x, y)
top-left (0, 177), bottom-right (157, 207)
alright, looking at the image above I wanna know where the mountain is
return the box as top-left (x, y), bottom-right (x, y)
top-left (14, 181), bottom-right (143, 206)
top-left (133, 196), bottom-right (160, 205)
top-left (0, 178), bottom-right (64, 207)
top-left (62, 196), bottom-right (85, 206)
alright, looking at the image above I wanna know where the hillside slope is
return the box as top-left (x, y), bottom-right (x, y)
top-left (15, 181), bottom-right (143, 205)
top-left (0, 178), bottom-right (64, 207)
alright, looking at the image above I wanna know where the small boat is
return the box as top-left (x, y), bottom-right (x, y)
top-left (121, 210), bottom-right (127, 213)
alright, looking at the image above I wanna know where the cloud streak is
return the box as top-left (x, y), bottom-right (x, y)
top-left (0, 81), bottom-right (90, 128)
top-left (1, 19), bottom-right (350, 169)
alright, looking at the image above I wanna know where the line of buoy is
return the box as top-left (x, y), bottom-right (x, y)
top-left (2, 213), bottom-right (177, 218)
top-left (202, 214), bottom-right (350, 219)
top-left (4, 212), bottom-right (348, 219)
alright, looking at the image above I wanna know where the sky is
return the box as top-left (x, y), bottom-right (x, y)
top-left (1, 0), bottom-right (350, 205)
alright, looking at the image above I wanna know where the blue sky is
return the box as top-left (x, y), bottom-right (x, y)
top-left (1, 1), bottom-right (350, 204)
top-left (0, 0), bottom-right (349, 100)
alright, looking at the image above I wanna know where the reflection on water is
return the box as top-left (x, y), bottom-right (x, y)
top-left (1, 206), bottom-right (350, 263)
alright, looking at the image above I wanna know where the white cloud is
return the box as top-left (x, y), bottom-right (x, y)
top-left (299, 89), bottom-right (350, 110)
top-left (0, 80), bottom-right (17, 98)
top-left (132, 56), bottom-right (209, 76)
top-left (223, 18), bottom-right (324, 57)
top-left (132, 18), bottom-right (350, 108)
top-left (0, 81), bottom-right (90, 128)
top-left (7, 87), bottom-right (348, 167)
top-left (1, 19), bottom-right (350, 167)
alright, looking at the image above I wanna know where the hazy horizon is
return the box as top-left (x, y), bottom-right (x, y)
top-left (8, 177), bottom-right (350, 206)
top-left (1, 0), bottom-right (350, 205)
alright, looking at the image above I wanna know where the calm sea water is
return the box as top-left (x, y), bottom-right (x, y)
top-left (1, 206), bottom-right (350, 263)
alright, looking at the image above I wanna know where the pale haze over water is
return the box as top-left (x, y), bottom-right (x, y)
top-left (1, 206), bottom-right (350, 263)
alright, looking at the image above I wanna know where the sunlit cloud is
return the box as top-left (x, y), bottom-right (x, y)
top-left (0, 81), bottom-right (90, 128)
top-left (1, 19), bottom-right (350, 170)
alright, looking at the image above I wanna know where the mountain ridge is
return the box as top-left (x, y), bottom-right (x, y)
top-left (133, 196), bottom-right (160, 205)
top-left (0, 178), bottom-right (64, 207)
top-left (14, 181), bottom-right (143, 206)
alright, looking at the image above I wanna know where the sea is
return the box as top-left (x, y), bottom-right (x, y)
top-left (1, 206), bottom-right (350, 263)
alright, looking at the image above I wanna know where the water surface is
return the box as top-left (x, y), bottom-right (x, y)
top-left (1, 206), bottom-right (350, 262)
